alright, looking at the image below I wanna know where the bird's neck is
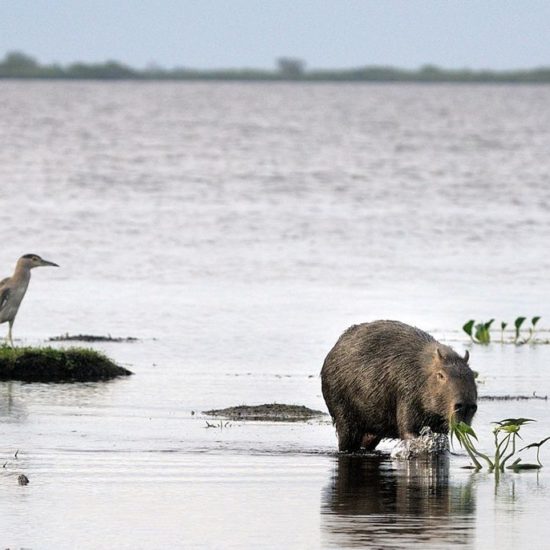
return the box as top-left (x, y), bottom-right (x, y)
top-left (12, 263), bottom-right (31, 286)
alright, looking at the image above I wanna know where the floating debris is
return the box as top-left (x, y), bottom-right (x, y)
top-left (391, 427), bottom-right (449, 459)
top-left (204, 420), bottom-right (231, 429)
top-left (17, 474), bottom-right (29, 486)
top-left (204, 403), bottom-right (326, 422)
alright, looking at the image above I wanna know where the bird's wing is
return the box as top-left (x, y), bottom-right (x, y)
top-left (0, 286), bottom-right (10, 312)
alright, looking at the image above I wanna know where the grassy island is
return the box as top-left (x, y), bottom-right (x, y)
top-left (0, 345), bottom-right (133, 382)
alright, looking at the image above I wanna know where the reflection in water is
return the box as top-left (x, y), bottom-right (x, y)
top-left (321, 455), bottom-right (475, 549)
top-left (0, 382), bottom-right (27, 423)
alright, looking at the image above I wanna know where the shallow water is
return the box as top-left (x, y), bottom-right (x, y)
top-left (0, 82), bottom-right (549, 548)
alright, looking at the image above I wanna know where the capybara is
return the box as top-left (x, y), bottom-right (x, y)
top-left (321, 320), bottom-right (477, 452)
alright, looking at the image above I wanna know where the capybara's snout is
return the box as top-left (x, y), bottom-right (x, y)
top-left (452, 401), bottom-right (478, 425)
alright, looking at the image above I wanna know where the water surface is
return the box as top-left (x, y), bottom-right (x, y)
top-left (0, 82), bottom-right (549, 548)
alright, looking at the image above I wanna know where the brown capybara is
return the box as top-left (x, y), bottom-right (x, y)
top-left (321, 320), bottom-right (477, 452)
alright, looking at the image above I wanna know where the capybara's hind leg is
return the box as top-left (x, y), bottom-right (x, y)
top-left (361, 433), bottom-right (382, 451)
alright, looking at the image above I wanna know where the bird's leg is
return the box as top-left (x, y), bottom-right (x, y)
top-left (7, 321), bottom-right (14, 348)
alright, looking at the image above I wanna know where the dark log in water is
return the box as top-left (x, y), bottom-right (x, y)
top-left (0, 346), bottom-right (133, 382)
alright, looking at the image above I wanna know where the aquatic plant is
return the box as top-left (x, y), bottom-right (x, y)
top-left (500, 322), bottom-right (507, 343)
top-left (514, 317), bottom-right (526, 343)
top-left (475, 319), bottom-right (494, 344)
top-left (462, 320), bottom-right (475, 342)
top-left (450, 420), bottom-right (486, 470)
top-left (463, 316), bottom-right (542, 345)
top-left (462, 319), bottom-right (494, 344)
top-left (512, 316), bottom-right (542, 344)
top-left (450, 417), bottom-right (550, 478)
top-left (519, 436), bottom-right (550, 468)
top-left (524, 316), bottom-right (541, 344)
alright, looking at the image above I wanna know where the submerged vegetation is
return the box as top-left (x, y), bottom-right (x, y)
top-left (4, 51), bottom-right (550, 82)
top-left (463, 316), bottom-right (542, 344)
top-left (0, 345), bottom-right (132, 382)
top-left (451, 418), bottom-right (550, 478)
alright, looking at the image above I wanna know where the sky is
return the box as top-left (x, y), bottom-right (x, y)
top-left (1, 0), bottom-right (550, 70)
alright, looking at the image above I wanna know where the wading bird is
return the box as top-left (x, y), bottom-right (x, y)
top-left (0, 254), bottom-right (59, 347)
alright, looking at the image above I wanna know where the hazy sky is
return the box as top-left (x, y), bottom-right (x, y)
top-left (1, 0), bottom-right (550, 70)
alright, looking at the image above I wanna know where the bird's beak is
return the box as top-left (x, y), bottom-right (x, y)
top-left (40, 259), bottom-right (59, 267)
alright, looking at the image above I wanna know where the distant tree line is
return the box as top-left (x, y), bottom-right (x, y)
top-left (2, 51), bottom-right (550, 82)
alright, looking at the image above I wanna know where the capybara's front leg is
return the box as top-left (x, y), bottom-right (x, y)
top-left (396, 401), bottom-right (418, 441)
top-left (337, 422), bottom-right (363, 452)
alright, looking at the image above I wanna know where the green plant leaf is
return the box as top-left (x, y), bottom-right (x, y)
top-left (463, 320), bottom-right (475, 337)
top-left (514, 317), bottom-right (526, 341)
top-left (532, 316), bottom-right (541, 327)
top-left (515, 317), bottom-right (526, 329)
top-left (494, 418), bottom-right (535, 429)
top-left (456, 421), bottom-right (478, 440)
top-left (484, 319), bottom-right (495, 330)
top-left (507, 463), bottom-right (541, 470)
top-left (474, 322), bottom-right (491, 344)
top-left (519, 436), bottom-right (550, 452)
top-left (501, 322), bottom-right (507, 330)
top-left (474, 323), bottom-right (483, 338)
top-left (497, 424), bottom-right (521, 434)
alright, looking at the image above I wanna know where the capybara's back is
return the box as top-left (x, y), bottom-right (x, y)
top-left (321, 320), bottom-right (477, 451)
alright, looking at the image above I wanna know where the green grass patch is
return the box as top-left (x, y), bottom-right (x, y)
top-left (0, 345), bottom-right (133, 382)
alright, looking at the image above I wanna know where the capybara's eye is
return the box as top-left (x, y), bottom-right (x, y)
top-left (454, 403), bottom-right (464, 411)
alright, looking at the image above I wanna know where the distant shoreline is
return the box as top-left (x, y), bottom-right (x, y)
top-left (4, 79), bottom-right (550, 87)
top-left (2, 52), bottom-right (550, 83)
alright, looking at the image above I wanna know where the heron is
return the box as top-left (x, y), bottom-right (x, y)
top-left (0, 254), bottom-right (59, 347)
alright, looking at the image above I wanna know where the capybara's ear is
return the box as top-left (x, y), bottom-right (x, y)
top-left (463, 350), bottom-right (470, 363)
top-left (434, 347), bottom-right (445, 363)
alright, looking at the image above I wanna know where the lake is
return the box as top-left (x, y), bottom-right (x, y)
top-left (0, 81), bottom-right (549, 548)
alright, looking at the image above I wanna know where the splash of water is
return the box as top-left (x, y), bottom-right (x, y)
top-left (390, 427), bottom-right (449, 459)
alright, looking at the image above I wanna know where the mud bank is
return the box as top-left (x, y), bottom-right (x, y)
top-left (48, 333), bottom-right (138, 343)
top-left (479, 394), bottom-right (548, 401)
top-left (204, 403), bottom-right (326, 421)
